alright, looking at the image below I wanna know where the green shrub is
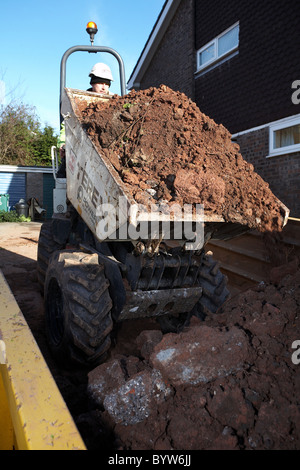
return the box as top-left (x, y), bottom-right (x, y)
top-left (0, 210), bottom-right (31, 223)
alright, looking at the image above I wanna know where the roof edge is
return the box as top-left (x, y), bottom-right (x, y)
top-left (127, 0), bottom-right (181, 90)
top-left (0, 165), bottom-right (53, 173)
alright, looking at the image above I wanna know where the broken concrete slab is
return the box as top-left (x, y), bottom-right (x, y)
top-left (150, 325), bottom-right (251, 386)
top-left (87, 356), bottom-right (172, 426)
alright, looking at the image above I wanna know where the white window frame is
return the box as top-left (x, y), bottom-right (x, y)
top-left (196, 22), bottom-right (240, 72)
top-left (268, 115), bottom-right (300, 158)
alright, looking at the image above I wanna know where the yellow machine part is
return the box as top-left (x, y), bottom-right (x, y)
top-left (0, 271), bottom-right (86, 450)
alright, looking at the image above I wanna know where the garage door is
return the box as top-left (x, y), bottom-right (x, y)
top-left (0, 172), bottom-right (26, 209)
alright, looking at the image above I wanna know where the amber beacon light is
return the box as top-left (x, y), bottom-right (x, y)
top-left (86, 21), bottom-right (98, 45)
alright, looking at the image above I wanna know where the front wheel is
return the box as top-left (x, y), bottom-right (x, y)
top-left (44, 250), bottom-right (113, 368)
top-left (158, 253), bottom-right (230, 332)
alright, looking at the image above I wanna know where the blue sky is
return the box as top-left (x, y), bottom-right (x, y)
top-left (0, 0), bottom-right (165, 133)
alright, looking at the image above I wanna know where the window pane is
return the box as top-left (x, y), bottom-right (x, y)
top-left (199, 43), bottom-right (215, 66)
top-left (274, 124), bottom-right (300, 148)
top-left (218, 25), bottom-right (239, 57)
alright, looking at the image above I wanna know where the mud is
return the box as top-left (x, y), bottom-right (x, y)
top-left (0, 223), bottom-right (299, 451)
top-left (86, 268), bottom-right (300, 451)
top-left (78, 85), bottom-right (287, 232)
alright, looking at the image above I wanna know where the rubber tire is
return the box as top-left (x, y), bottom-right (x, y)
top-left (158, 253), bottom-right (230, 333)
top-left (195, 253), bottom-right (230, 320)
top-left (37, 221), bottom-right (64, 293)
top-left (44, 250), bottom-right (113, 368)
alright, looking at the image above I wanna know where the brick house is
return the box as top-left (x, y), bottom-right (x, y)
top-left (128, 0), bottom-right (300, 217)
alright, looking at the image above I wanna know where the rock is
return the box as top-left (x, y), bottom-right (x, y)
top-left (88, 354), bottom-right (172, 426)
top-left (150, 325), bottom-right (251, 386)
top-left (136, 330), bottom-right (163, 360)
top-left (103, 369), bottom-right (172, 426)
top-left (88, 358), bottom-right (126, 404)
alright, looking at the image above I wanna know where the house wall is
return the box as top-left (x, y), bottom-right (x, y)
top-left (195, 0), bottom-right (300, 134)
top-left (139, 0), bottom-right (195, 100)
top-left (194, 0), bottom-right (300, 217)
top-left (235, 129), bottom-right (300, 218)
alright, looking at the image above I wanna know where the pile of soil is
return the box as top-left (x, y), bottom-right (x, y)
top-left (85, 264), bottom-right (300, 451)
top-left (78, 85), bottom-right (287, 232)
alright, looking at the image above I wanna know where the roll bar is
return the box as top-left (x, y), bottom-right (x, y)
top-left (59, 45), bottom-right (126, 124)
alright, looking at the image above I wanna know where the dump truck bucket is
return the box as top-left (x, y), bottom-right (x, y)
top-left (61, 88), bottom-right (289, 249)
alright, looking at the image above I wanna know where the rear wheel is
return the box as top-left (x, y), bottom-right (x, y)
top-left (37, 221), bottom-right (64, 293)
top-left (44, 250), bottom-right (113, 368)
top-left (195, 252), bottom-right (230, 320)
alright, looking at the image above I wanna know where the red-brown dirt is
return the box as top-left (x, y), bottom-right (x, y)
top-left (1, 224), bottom-right (299, 451)
top-left (86, 266), bottom-right (300, 451)
top-left (78, 85), bottom-right (288, 232)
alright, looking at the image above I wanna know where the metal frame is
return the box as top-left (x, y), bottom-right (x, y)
top-left (60, 45), bottom-right (126, 124)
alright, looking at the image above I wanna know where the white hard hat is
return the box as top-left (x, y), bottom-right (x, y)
top-left (89, 63), bottom-right (114, 82)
